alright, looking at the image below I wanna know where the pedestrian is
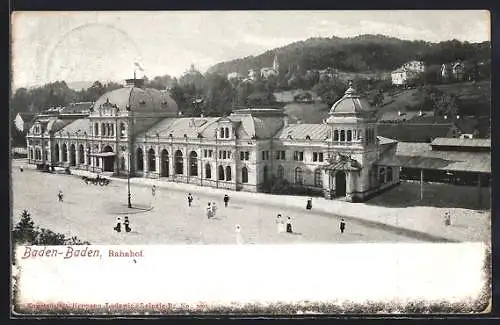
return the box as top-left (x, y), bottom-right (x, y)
top-left (286, 216), bottom-right (293, 233)
top-left (276, 214), bottom-right (283, 233)
top-left (211, 202), bottom-right (217, 217)
top-left (206, 202), bottom-right (213, 219)
top-left (187, 193), bottom-right (193, 207)
top-left (19, 166), bottom-right (24, 173)
top-left (57, 190), bottom-right (64, 202)
top-left (152, 185), bottom-right (156, 199)
top-left (340, 218), bottom-right (346, 234)
top-left (444, 211), bottom-right (451, 226)
top-left (235, 224), bottom-right (243, 245)
top-left (306, 197), bottom-right (312, 210)
top-left (124, 216), bottom-right (131, 233)
top-left (280, 215), bottom-right (286, 233)
top-left (223, 194), bottom-right (229, 208)
top-left (114, 217), bottom-right (122, 233)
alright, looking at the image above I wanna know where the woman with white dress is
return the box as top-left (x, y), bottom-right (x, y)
top-left (211, 202), bottom-right (217, 217)
top-left (276, 214), bottom-right (283, 233)
top-left (235, 224), bottom-right (243, 245)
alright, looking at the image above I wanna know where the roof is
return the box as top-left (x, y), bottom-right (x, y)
top-left (377, 123), bottom-right (457, 142)
top-left (321, 154), bottom-right (362, 172)
top-left (377, 136), bottom-right (398, 145)
top-left (61, 102), bottom-right (93, 114)
top-left (330, 85), bottom-right (373, 114)
top-left (377, 142), bottom-right (490, 173)
top-left (93, 86), bottom-right (178, 114)
top-left (46, 119), bottom-right (74, 133)
top-left (329, 84), bottom-right (375, 115)
top-left (55, 118), bottom-right (90, 135)
top-left (431, 137), bottom-right (490, 148)
top-left (391, 68), bottom-right (406, 74)
top-left (137, 118), bottom-right (219, 139)
top-left (17, 112), bottom-right (37, 121)
top-left (273, 124), bottom-right (329, 141)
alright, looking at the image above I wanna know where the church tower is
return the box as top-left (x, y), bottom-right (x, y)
top-left (272, 52), bottom-right (279, 72)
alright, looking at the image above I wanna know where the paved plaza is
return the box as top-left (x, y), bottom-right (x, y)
top-left (11, 160), bottom-right (490, 245)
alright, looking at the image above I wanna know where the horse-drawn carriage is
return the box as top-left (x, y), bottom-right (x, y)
top-left (82, 175), bottom-right (110, 186)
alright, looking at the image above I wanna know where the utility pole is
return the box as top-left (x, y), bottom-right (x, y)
top-left (128, 152), bottom-right (132, 208)
top-left (420, 168), bottom-right (424, 201)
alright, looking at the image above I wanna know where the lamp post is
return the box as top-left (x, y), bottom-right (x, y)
top-left (127, 151), bottom-right (132, 208)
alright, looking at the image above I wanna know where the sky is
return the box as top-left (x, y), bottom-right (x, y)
top-left (11, 10), bottom-right (490, 90)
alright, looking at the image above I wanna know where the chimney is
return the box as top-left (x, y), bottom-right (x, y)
top-left (398, 110), bottom-right (402, 116)
top-left (419, 110), bottom-right (423, 117)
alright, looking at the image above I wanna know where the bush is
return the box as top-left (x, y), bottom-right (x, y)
top-left (262, 176), bottom-right (324, 197)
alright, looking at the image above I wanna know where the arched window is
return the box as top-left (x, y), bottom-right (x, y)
top-left (110, 124), bottom-right (114, 137)
top-left (136, 148), bottom-right (144, 171)
top-left (387, 167), bottom-right (393, 182)
top-left (295, 167), bottom-right (304, 185)
top-left (225, 127), bottom-right (230, 138)
top-left (220, 127), bottom-right (225, 138)
top-left (44, 150), bottom-right (48, 161)
top-left (277, 165), bottom-right (284, 179)
top-left (175, 150), bottom-right (183, 175)
top-left (120, 123), bottom-right (126, 137)
top-left (189, 151), bottom-right (198, 176)
top-left (333, 130), bottom-right (339, 141)
top-left (357, 129), bottom-right (362, 140)
top-left (340, 130), bottom-right (345, 142)
top-left (242, 167), bottom-right (248, 183)
top-left (62, 143), bottom-right (68, 162)
top-left (379, 167), bottom-right (386, 184)
top-left (225, 166), bottom-right (232, 181)
top-left (94, 123), bottom-right (99, 136)
top-left (205, 163), bottom-right (211, 179)
top-left (148, 148), bottom-right (156, 172)
top-left (314, 169), bottom-right (323, 187)
top-left (101, 123), bottom-right (106, 137)
top-left (55, 143), bottom-right (60, 162)
top-left (120, 157), bottom-right (126, 170)
top-left (218, 165), bottom-right (225, 180)
top-left (78, 144), bottom-right (84, 164)
top-left (161, 150), bottom-right (169, 177)
top-left (347, 130), bottom-right (352, 142)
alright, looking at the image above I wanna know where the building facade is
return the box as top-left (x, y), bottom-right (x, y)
top-left (391, 60), bottom-right (425, 86)
top-left (27, 79), bottom-right (400, 202)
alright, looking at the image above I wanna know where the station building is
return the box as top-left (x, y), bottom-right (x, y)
top-left (26, 78), bottom-right (489, 202)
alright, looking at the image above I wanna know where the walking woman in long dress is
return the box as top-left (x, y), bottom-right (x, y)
top-left (235, 224), bottom-right (243, 245)
top-left (206, 202), bottom-right (213, 219)
top-left (276, 214), bottom-right (283, 233)
top-left (286, 216), bottom-right (293, 233)
top-left (211, 202), bottom-right (217, 218)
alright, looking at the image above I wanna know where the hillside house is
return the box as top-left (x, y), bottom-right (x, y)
top-left (391, 60), bottom-right (425, 86)
top-left (14, 112), bottom-right (36, 132)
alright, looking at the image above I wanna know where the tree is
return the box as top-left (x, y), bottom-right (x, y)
top-left (312, 78), bottom-right (346, 107)
top-left (12, 210), bottom-right (37, 244)
top-left (203, 73), bottom-right (235, 116)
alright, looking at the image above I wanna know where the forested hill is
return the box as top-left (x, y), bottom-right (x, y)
top-left (207, 34), bottom-right (490, 75)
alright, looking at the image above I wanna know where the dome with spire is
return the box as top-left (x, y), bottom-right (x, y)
top-left (329, 81), bottom-right (376, 115)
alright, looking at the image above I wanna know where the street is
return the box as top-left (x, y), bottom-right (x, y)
top-left (12, 165), bottom-right (425, 244)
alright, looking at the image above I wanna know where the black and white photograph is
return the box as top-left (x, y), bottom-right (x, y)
top-left (10, 10), bottom-right (492, 315)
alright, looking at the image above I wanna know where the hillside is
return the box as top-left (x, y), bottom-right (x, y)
top-left (377, 80), bottom-right (490, 116)
top-left (285, 81), bottom-right (490, 127)
top-left (208, 34), bottom-right (490, 76)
